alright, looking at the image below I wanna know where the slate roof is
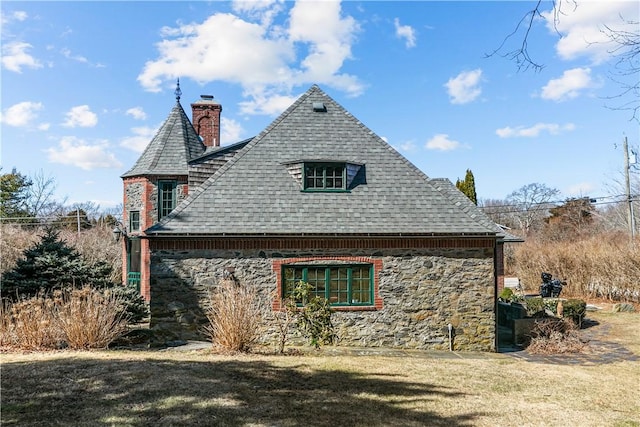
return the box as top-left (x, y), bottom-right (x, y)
top-left (429, 178), bottom-right (524, 242)
top-left (147, 85), bottom-right (499, 236)
top-left (121, 102), bottom-right (205, 178)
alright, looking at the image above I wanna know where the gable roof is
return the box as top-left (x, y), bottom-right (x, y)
top-left (121, 102), bottom-right (205, 178)
top-left (147, 85), bottom-right (498, 236)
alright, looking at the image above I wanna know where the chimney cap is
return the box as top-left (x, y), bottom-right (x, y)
top-left (201, 95), bottom-right (214, 100)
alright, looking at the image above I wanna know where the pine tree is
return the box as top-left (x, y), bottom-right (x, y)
top-left (455, 169), bottom-right (478, 205)
top-left (1, 227), bottom-right (112, 298)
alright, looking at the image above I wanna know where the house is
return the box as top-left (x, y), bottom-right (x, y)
top-left (121, 83), bottom-right (515, 351)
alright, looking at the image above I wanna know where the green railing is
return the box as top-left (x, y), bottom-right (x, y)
top-left (127, 272), bottom-right (141, 292)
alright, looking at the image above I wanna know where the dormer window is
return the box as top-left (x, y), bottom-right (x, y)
top-left (304, 162), bottom-right (345, 191)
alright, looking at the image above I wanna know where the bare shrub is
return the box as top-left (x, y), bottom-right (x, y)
top-left (56, 287), bottom-right (129, 349)
top-left (63, 226), bottom-right (122, 284)
top-left (271, 292), bottom-right (297, 354)
top-left (205, 279), bottom-right (262, 353)
top-left (527, 318), bottom-right (586, 354)
top-left (0, 293), bottom-right (64, 350)
top-left (0, 224), bottom-right (39, 274)
top-left (510, 233), bottom-right (640, 301)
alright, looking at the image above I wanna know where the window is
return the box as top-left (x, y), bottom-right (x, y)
top-left (158, 181), bottom-right (177, 220)
top-left (283, 264), bottom-right (372, 306)
top-left (304, 163), bottom-right (345, 191)
top-left (129, 210), bottom-right (140, 231)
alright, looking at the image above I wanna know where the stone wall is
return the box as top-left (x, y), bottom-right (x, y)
top-left (149, 246), bottom-right (496, 351)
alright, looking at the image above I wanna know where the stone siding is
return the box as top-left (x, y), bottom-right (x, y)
top-left (149, 247), bottom-right (496, 351)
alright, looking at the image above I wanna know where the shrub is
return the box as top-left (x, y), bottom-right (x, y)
top-left (524, 297), bottom-right (545, 316)
top-left (205, 279), bottom-right (262, 353)
top-left (526, 317), bottom-right (585, 354)
top-left (562, 299), bottom-right (587, 326)
top-left (0, 287), bottom-right (129, 350)
top-left (272, 293), bottom-right (297, 354)
top-left (56, 287), bottom-right (130, 349)
top-left (1, 227), bottom-right (113, 298)
top-left (106, 284), bottom-right (149, 323)
top-left (0, 293), bottom-right (64, 350)
top-left (292, 281), bottom-right (336, 349)
top-left (499, 288), bottom-right (514, 302)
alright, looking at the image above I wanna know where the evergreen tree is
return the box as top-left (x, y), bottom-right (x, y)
top-left (0, 168), bottom-right (32, 219)
top-left (455, 169), bottom-right (478, 205)
top-left (1, 227), bottom-right (112, 298)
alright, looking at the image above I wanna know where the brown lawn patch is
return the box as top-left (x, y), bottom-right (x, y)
top-left (1, 310), bottom-right (639, 427)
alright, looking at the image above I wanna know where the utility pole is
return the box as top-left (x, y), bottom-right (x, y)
top-left (624, 136), bottom-right (636, 240)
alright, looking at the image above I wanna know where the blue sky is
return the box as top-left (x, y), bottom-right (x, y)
top-left (1, 1), bottom-right (638, 211)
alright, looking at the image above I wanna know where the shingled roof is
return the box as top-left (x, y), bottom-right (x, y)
top-left (147, 85), bottom-right (499, 236)
top-left (121, 102), bottom-right (205, 178)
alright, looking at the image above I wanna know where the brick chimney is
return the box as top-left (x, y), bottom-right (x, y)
top-left (191, 95), bottom-right (222, 147)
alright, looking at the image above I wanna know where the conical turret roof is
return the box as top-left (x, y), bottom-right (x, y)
top-left (121, 102), bottom-right (205, 178)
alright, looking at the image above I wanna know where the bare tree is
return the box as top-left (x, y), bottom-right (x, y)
top-left (506, 183), bottom-right (560, 236)
top-left (479, 198), bottom-right (517, 230)
top-left (489, 0), bottom-right (640, 121)
top-left (600, 20), bottom-right (640, 121)
top-left (24, 170), bottom-right (64, 218)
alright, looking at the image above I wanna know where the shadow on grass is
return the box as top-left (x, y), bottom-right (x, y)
top-left (1, 355), bottom-right (484, 426)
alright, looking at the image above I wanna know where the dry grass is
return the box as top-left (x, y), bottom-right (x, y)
top-left (2, 310), bottom-right (639, 427)
top-left (1, 287), bottom-right (129, 351)
top-left (204, 279), bottom-right (263, 352)
top-left (510, 233), bottom-right (640, 301)
top-left (56, 287), bottom-right (129, 350)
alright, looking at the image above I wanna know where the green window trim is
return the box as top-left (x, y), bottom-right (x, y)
top-left (129, 210), bottom-right (140, 231)
top-left (282, 264), bottom-right (373, 306)
top-left (158, 180), bottom-right (177, 220)
top-left (303, 162), bottom-right (347, 191)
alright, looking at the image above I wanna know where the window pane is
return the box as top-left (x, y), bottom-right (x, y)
top-left (351, 266), bottom-right (371, 303)
top-left (329, 267), bottom-right (348, 303)
top-left (159, 181), bottom-right (176, 220)
top-left (129, 211), bottom-right (140, 231)
top-left (306, 267), bottom-right (326, 298)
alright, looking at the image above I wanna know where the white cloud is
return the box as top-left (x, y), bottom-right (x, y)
top-left (126, 107), bottom-right (147, 120)
top-left (0, 101), bottom-right (43, 127)
top-left (540, 67), bottom-right (593, 101)
top-left (1, 10), bottom-right (28, 25)
top-left (62, 105), bottom-right (98, 128)
top-left (46, 136), bottom-right (122, 170)
top-left (1, 41), bottom-right (42, 73)
top-left (11, 11), bottom-right (28, 21)
top-left (444, 69), bottom-right (482, 104)
top-left (565, 182), bottom-right (595, 197)
top-left (394, 18), bottom-right (416, 48)
top-left (496, 122), bottom-right (576, 138)
top-left (61, 48), bottom-right (88, 64)
top-left (120, 126), bottom-right (159, 153)
top-left (220, 117), bottom-right (244, 144)
top-left (137, 1), bottom-right (362, 114)
top-left (238, 91), bottom-right (298, 115)
top-left (398, 140), bottom-right (418, 152)
top-left (425, 134), bottom-right (461, 151)
top-left (232, 0), bottom-right (284, 27)
top-left (542, 2), bottom-right (639, 64)
top-left (60, 47), bottom-right (105, 68)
